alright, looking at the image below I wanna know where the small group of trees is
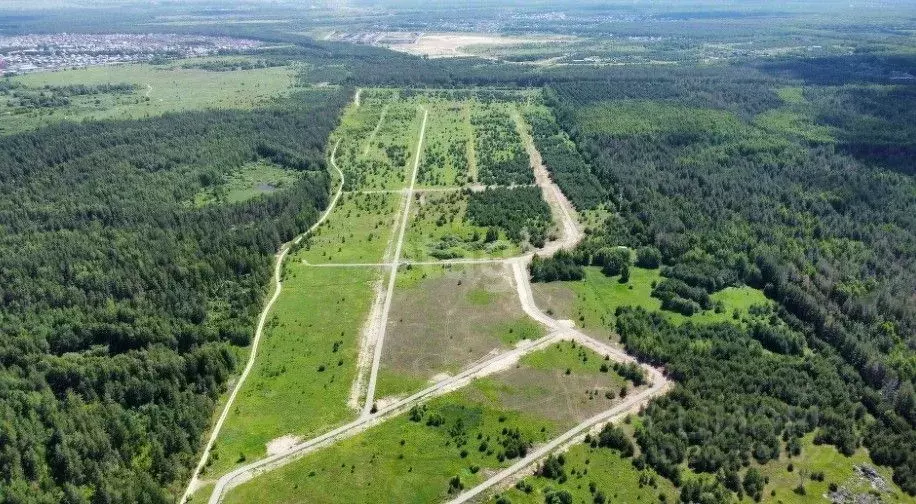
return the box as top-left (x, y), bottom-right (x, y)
top-left (529, 250), bottom-right (584, 282)
top-left (466, 187), bottom-right (551, 247)
top-left (651, 278), bottom-right (712, 316)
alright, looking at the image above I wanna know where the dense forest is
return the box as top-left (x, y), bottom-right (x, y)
top-left (535, 61), bottom-right (916, 496)
top-left (466, 187), bottom-right (552, 248)
top-left (0, 87), bottom-right (350, 502)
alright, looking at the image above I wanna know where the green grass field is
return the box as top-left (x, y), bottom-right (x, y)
top-left (491, 441), bottom-right (677, 504)
top-left (470, 341), bottom-right (635, 428)
top-left (0, 58), bottom-right (297, 133)
top-left (747, 434), bottom-right (915, 504)
top-left (222, 340), bottom-right (638, 504)
top-left (223, 386), bottom-right (560, 504)
top-left (194, 160), bottom-right (302, 206)
top-left (345, 102), bottom-right (424, 190)
top-left (293, 192), bottom-right (400, 264)
top-left (203, 264), bottom-right (379, 477)
top-left (532, 266), bottom-right (772, 340)
top-left (416, 100), bottom-right (473, 187)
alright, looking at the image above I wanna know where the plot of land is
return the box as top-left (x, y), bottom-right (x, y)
top-left (471, 104), bottom-right (533, 186)
top-left (343, 102), bottom-right (424, 190)
top-left (294, 192), bottom-right (401, 264)
top-left (376, 263), bottom-right (541, 398)
top-left (416, 100), bottom-right (473, 187)
top-left (469, 341), bottom-right (641, 428)
top-left (202, 265), bottom-right (378, 477)
top-left (222, 343), bottom-right (627, 504)
top-left (491, 441), bottom-right (677, 504)
top-left (223, 387), bottom-right (557, 504)
top-left (401, 191), bottom-right (520, 261)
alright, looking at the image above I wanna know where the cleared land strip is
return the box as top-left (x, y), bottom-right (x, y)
top-left (513, 107), bottom-right (582, 257)
top-left (180, 137), bottom-right (346, 504)
top-left (302, 257), bottom-right (511, 267)
top-left (360, 107), bottom-right (429, 417)
top-left (208, 331), bottom-right (564, 503)
top-left (346, 183), bottom-right (537, 195)
top-left (205, 103), bottom-right (669, 504)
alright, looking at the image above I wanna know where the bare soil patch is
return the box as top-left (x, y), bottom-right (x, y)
top-left (379, 263), bottom-right (533, 385)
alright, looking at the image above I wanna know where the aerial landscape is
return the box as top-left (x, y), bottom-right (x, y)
top-left (0, 1), bottom-right (914, 503)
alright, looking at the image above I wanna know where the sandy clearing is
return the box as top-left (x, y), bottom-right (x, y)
top-left (384, 32), bottom-right (574, 59)
top-left (266, 435), bottom-right (302, 456)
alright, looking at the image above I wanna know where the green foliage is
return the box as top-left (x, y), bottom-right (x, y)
top-left (617, 308), bottom-right (861, 487)
top-left (743, 468), bottom-right (766, 502)
top-left (471, 106), bottom-right (532, 186)
top-left (0, 88), bottom-right (349, 500)
top-left (529, 250), bottom-right (584, 282)
top-left (466, 187), bottom-right (552, 247)
top-left (635, 246), bottom-right (662, 268)
top-left (525, 107), bottom-right (605, 210)
top-left (548, 73), bottom-right (916, 493)
top-left (595, 424), bottom-right (634, 457)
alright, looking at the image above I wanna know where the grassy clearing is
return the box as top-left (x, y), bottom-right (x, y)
top-left (223, 340), bottom-right (628, 504)
top-left (194, 160), bottom-right (301, 206)
top-left (344, 102), bottom-right (423, 190)
top-left (746, 434), bottom-right (914, 504)
top-left (532, 267), bottom-right (771, 340)
top-left (522, 340), bottom-right (614, 376)
top-left (377, 263), bottom-right (544, 397)
top-left (186, 481), bottom-right (216, 503)
top-left (223, 387), bottom-right (560, 504)
top-left (754, 108), bottom-right (835, 143)
top-left (402, 190), bottom-right (520, 261)
top-left (491, 442), bottom-right (677, 504)
top-left (776, 86), bottom-right (806, 105)
top-left (204, 264), bottom-right (378, 477)
top-left (492, 317), bottom-right (544, 346)
top-left (469, 341), bottom-right (634, 428)
top-left (1, 58), bottom-right (296, 133)
top-left (293, 192), bottom-right (400, 264)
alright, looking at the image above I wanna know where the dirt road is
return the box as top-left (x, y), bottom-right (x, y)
top-left (201, 105), bottom-right (669, 504)
top-left (360, 107), bottom-right (428, 417)
top-left (180, 137), bottom-right (346, 504)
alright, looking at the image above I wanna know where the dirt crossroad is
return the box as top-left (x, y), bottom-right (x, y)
top-left (197, 96), bottom-right (670, 504)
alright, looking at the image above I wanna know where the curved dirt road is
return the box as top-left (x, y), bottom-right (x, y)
top-left (180, 136), bottom-right (346, 504)
top-left (201, 105), bottom-right (669, 504)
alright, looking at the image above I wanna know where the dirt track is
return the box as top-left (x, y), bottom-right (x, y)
top-left (199, 100), bottom-right (669, 504)
top-left (179, 136), bottom-right (346, 504)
